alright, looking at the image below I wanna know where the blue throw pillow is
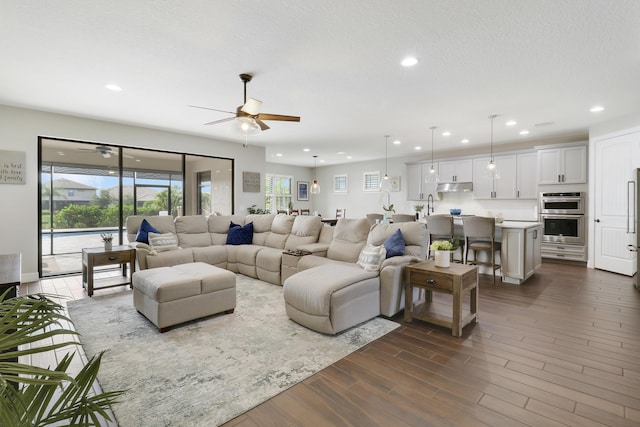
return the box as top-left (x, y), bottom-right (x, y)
top-left (226, 221), bottom-right (254, 245)
top-left (383, 228), bottom-right (405, 258)
top-left (135, 219), bottom-right (161, 244)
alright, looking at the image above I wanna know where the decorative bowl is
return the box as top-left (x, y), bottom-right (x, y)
top-left (449, 209), bottom-right (462, 216)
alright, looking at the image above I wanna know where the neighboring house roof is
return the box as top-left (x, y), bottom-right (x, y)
top-left (52, 178), bottom-right (97, 190)
top-left (108, 185), bottom-right (158, 202)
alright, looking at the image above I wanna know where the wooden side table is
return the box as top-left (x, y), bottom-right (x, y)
top-left (82, 246), bottom-right (136, 297)
top-left (404, 260), bottom-right (478, 337)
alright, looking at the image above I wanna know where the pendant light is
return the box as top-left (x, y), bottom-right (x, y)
top-left (425, 126), bottom-right (439, 183)
top-left (310, 155), bottom-right (320, 194)
top-left (487, 114), bottom-right (498, 170)
top-left (380, 135), bottom-right (392, 191)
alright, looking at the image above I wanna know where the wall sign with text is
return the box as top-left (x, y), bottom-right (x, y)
top-left (0, 150), bottom-right (26, 184)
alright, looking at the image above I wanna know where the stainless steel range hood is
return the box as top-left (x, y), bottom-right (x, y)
top-left (437, 182), bottom-right (473, 192)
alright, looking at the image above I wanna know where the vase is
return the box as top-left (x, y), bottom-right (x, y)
top-left (104, 241), bottom-right (112, 252)
top-left (434, 250), bottom-right (450, 268)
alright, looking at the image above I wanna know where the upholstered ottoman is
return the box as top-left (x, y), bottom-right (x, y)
top-left (283, 264), bottom-right (380, 335)
top-left (133, 262), bottom-right (236, 332)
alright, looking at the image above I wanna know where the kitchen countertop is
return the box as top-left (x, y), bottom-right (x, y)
top-left (449, 217), bottom-right (541, 229)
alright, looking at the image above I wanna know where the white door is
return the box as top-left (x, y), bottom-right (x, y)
top-left (594, 132), bottom-right (640, 275)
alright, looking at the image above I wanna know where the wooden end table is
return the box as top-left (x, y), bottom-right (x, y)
top-left (82, 246), bottom-right (136, 297)
top-left (404, 260), bottom-right (478, 337)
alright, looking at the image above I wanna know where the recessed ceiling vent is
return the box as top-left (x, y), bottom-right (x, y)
top-left (534, 121), bottom-right (555, 127)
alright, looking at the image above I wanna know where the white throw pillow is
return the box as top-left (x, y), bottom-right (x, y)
top-left (147, 232), bottom-right (179, 253)
top-left (357, 244), bottom-right (386, 272)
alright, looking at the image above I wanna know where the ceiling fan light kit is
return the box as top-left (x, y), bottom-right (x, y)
top-left (191, 73), bottom-right (300, 146)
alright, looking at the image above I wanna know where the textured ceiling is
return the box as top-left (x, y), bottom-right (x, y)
top-left (2, 1), bottom-right (640, 166)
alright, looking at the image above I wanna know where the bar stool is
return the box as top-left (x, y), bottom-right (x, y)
top-left (425, 215), bottom-right (464, 263)
top-left (462, 216), bottom-right (501, 285)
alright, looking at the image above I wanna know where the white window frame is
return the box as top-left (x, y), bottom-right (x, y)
top-left (363, 171), bottom-right (380, 192)
top-left (333, 174), bottom-right (348, 193)
top-left (265, 174), bottom-right (293, 212)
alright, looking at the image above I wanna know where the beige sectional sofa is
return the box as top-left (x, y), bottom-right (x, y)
top-left (126, 214), bottom-right (427, 329)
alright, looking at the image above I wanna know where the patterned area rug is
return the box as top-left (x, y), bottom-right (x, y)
top-left (67, 275), bottom-right (399, 426)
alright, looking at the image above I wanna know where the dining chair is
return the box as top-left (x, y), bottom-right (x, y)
top-left (391, 214), bottom-right (416, 223)
top-left (290, 209), bottom-right (299, 216)
top-left (425, 215), bottom-right (464, 263)
top-left (336, 209), bottom-right (346, 219)
top-left (462, 216), bottom-right (501, 285)
top-left (300, 208), bottom-right (310, 215)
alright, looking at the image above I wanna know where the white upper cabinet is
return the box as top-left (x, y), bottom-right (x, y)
top-left (538, 145), bottom-right (587, 184)
top-left (472, 155), bottom-right (516, 199)
top-left (406, 163), bottom-right (440, 201)
top-left (437, 159), bottom-right (473, 183)
top-left (516, 152), bottom-right (538, 199)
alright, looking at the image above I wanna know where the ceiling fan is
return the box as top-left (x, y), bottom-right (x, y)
top-left (77, 145), bottom-right (133, 158)
top-left (189, 73), bottom-right (301, 136)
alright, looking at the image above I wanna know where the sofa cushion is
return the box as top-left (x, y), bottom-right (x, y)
top-left (246, 214), bottom-right (275, 246)
top-left (357, 244), bottom-right (386, 272)
top-left (136, 219), bottom-right (161, 244)
top-left (127, 216), bottom-right (176, 244)
top-left (226, 222), bottom-right (254, 245)
top-left (368, 222), bottom-right (428, 261)
top-left (133, 267), bottom-right (200, 303)
top-left (383, 229), bottom-right (406, 258)
top-left (208, 215), bottom-right (246, 245)
top-left (326, 218), bottom-right (371, 263)
top-left (284, 215), bottom-right (323, 250)
top-left (175, 215), bottom-right (213, 248)
top-left (264, 214), bottom-right (295, 249)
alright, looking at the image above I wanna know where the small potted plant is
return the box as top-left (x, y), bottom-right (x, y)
top-left (101, 232), bottom-right (113, 251)
top-left (382, 204), bottom-right (395, 221)
top-left (414, 204), bottom-right (424, 219)
top-left (430, 240), bottom-right (453, 267)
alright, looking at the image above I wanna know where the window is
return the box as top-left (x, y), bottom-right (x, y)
top-left (363, 171), bottom-right (380, 192)
top-left (265, 174), bottom-right (292, 212)
top-left (334, 174), bottom-right (348, 193)
top-left (197, 171), bottom-right (212, 216)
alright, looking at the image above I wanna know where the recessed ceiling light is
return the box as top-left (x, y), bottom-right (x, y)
top-left (215, 170), bottom-right (220, 173)
top-left (590, 105), bottom-right (605, 112)
top-left (319, 159), bottom-right (325, 163)
top-left (461, 139), bottom-right (469, 144)
top-left (135, 159), bottom-right (141, 162)
top-left (336, 151), bottom-right (346, 155)
top-left (57, 151), bottom-right (65, 156)
top-left (105, 84), bottom-right (122, 91)
top-left (520, 130), bottom-right (530, 135)
top-left (393, 140), bottom-right (401, 145)
top-left (442, 131), bottom-right (451, 137)
top-left (506, 120), bottom-right (517, 126)
top-left (276, 153), bottom-right (283, 157)
top-left (346, 156), bottom-right (352, 159)
top-left (414, 146), bottom-right (422, 150)
top-left (401, 57), bottom-right (418, 67)
top-left (303, 148), bottom-right (310, 152)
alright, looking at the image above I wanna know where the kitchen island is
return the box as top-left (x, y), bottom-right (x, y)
top-left (446, 218), bottom-right (543, 284)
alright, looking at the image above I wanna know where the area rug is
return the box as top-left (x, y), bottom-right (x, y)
top-left (67, 275), bottom-right (399, 426)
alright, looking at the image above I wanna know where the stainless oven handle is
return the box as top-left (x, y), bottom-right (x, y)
top-left (628, 181), bottom-right (636, 234)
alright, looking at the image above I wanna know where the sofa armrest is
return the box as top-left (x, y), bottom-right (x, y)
top-left (130, 242), bottom-right (152, 270)
top-left (380, 255), bottom-right (420, 269)
top-left (296, 242), bottom-right (330, 257)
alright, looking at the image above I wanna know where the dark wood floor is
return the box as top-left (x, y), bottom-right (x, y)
top-left (23, 262), bottom-right (640, 427)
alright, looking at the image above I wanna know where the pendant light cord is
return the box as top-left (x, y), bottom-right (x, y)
top-left (429, 126), bottom-right (437, 168)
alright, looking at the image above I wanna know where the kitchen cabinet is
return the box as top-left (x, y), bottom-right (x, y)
top-left (538, 145), bottom-right (587, 184)
top-left (407, 163), bottom-right (439, 201)
top-left (472, 155), bottom-right (516, 199)
top-left (501, 223), bottom-right (543, 284)
top-left (516, 152), bottom-right (538, 199)
top-left (437, 159), bottom-right (473, 183)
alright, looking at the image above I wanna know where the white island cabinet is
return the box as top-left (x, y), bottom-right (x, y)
top-left (500, 222), bottom-right (543, 284)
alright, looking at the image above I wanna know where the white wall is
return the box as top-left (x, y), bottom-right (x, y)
top-left (0, 105), bottom-right (266, 280)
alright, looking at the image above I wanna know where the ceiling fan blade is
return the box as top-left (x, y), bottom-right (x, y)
top-left (256, 113), bottom-right (300, 122)
top-left (188, 105), bottom-right (235, 115)
top-left (255, 119), bottom-right (270, 131)
top-left (240, 98), bottom-right (262, 116)
top-left (204, 116), bottom-right (235, 126)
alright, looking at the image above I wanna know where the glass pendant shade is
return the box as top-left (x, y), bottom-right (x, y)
top-left (310, 156), bottom-right (320, 194)
top-left (234, 117), bottom-right (262, 137)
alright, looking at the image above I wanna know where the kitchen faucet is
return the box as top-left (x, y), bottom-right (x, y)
top-left (427, 194), bottom-right (434, 216)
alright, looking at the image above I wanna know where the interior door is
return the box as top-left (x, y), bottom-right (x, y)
top-left (594, 132), bottom-right (640, 275)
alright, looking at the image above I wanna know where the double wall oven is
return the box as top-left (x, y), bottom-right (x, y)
top-left (539, 192), bottom-right (585, 245)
